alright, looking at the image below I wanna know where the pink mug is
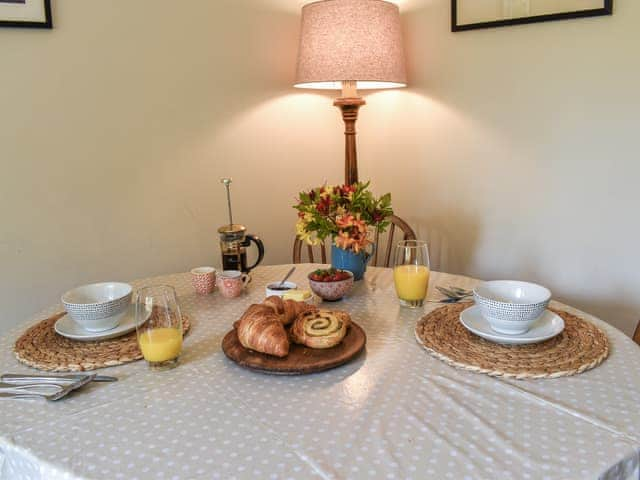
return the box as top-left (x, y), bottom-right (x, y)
top-left (191, 266), bottom-right (216, 295)
top-left (216, 270), bottom-right (250, 298)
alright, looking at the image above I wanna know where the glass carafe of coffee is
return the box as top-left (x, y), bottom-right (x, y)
top-left (218, 224), bottom-right (264, 273)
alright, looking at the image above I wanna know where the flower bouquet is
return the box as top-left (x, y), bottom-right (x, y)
top-left (294, 182), bottom-right (393, 280)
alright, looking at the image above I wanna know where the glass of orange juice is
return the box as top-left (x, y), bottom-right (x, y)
top-left (393, 240), bottom-right (431, 308)
top-left (135, 285), bottom-right (183, 369)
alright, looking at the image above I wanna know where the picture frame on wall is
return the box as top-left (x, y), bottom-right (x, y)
top-left (452, 0), bottom-right (613, 32)
top-left (0, 0), bottom-right (52, 28)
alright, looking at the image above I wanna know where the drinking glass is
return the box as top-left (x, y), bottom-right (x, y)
top-left (393, 240), bottom-right (431, 308)
top-left (135, 285), bottom-right (183, 370)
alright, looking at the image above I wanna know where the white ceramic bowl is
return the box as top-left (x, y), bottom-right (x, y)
top-left (265, 281), bottom-right (297, 298)
top-left (62, 282), bottom-right (133, 332)
top-left (308, 270), bottom-right (354, 302)
top-left (473, 280), bottom-right (551, 335)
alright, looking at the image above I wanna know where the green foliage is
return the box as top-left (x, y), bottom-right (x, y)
top-left (293, 182), bottom-right (394, 249)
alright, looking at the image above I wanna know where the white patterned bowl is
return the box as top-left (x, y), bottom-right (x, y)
top-left (473, 281), bottom-right (551, 334)
top-left (62, 282), bottom-right (133, 332)
top-left (308, 271), bottom-right (354, 302)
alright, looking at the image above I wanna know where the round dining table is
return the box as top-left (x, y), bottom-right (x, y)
top-left (0, 264), bottom-right (639, 480)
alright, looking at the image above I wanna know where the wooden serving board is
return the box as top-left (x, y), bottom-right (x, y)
top-left (222, 322), bottom-right (366, 375)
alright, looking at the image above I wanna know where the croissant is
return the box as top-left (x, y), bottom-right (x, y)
top-left (290, 309), bottom-right (350, 349)
top-left (263, 295), bottom-right (317, 326)
top-left (236, 304), bottom-right (289, 357)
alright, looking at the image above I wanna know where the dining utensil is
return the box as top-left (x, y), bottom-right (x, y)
top-left (0, 373), bottom-right (96, 401)
top-left (460, 305), bottom-right (564, 345)
top-left (135, 286), bottom-right (183, 370)
top-left (436, 286), bottom-right (472, 299)
top-left (278, 266), bottom-right (296, 288)
top-left (449, 286), bottom-right (473, 295)
top-left (436, 286), bottom-right (460, 298)
top-left (62, 282), bottom-right (133, 332)
top-left (474, 281), bottom-right (551, 334)
top-left (432, 287), bottom-right (472, 303)
top-left (393, 240), bottom-right (430, 308)
top-left (54, 304), bottom-right (150, 342)
top-left (2, 373), bottom-right (117, 384)
top-left (428, 297), bottom-right (473, 304)
top-left (0, 382), bottom-right (64, 391)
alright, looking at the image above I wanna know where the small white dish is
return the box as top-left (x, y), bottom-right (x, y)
top-left (460, 305), bottom-right (564, 345)
top-left (55, 304), bottom-right (149, 342)
top-left (265, 281), bottom-right (297, 298)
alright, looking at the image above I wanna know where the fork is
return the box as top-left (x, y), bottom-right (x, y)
top-left (448, 286), bottom-right (473, 296)
top-left (0, 373), bottom-right (96, 401)
top-left (430, 286), bottom-right (473, 304)
top-left (436, 286), bottom-right (473, 299)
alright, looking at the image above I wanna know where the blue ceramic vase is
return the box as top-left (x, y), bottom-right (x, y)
top-left (331, 244), bottom-right (375, 281)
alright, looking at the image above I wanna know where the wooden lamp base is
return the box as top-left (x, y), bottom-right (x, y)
top-left (335, 81), bottom-right (366, 185)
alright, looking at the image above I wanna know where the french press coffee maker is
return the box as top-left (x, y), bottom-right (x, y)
top-left (218, 179), bottom-right (265, 273)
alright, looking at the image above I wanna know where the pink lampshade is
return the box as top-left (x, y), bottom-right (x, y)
top-left (294, 0), bottom-right (407, 90)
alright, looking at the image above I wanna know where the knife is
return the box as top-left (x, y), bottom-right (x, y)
top-left (0, 374), bottom-right (97, 401)
top-left (1, 374), bottom-right (117, 384)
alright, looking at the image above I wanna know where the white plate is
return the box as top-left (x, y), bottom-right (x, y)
top-left (460, 305), bottom-right (564, 345)
top-left (55, 304), bottom-right (149, 342)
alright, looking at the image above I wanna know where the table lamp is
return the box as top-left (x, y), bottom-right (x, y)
top-left (294, 0), bottom-right (407, 185)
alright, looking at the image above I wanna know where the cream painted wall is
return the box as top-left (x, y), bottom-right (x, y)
top-left (377, 0), bottom-right (640, 335)
top-left (0, 0), bottom-right (341, 333)
top-left (1, 0), bottom-right (638, 335)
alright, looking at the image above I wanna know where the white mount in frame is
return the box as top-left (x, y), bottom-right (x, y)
top-left (0, 0), bottom-right (52, 29)
top-left (452, 0), bottom-right (613, 31)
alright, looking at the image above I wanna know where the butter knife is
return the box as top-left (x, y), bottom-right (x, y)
top-left (0, 374), bottom-right (96, 401)
top-left (2, 374), bottom-right (117, 384)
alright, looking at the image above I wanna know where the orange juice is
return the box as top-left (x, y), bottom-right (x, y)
top-left (138, 328), bottom-right (182, 363)
top-left (393, 265), bottom-right (430, 301)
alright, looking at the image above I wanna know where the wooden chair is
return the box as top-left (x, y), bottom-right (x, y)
top-left (370, 215), bottom-right (417, 268)
top-left (292, 214), bottom-right (417, 267)
top-left (292, 238), bottom-right (329, 264)
top-left (633, 322), bottom-right (640, 345)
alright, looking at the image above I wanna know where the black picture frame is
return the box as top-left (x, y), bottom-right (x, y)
top-left (452, 0), bottom-right (612, 32)
top-left (0, 0), bottom-right (52, 29)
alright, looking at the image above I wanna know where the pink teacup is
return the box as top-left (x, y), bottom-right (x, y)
top-left (217, 270), bottom-right (250, 298)
top-left (191, 267), bottom-right (216, 295)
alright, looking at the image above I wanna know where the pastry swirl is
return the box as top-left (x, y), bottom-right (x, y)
top-left (290, 310), bottom-right (350, 349)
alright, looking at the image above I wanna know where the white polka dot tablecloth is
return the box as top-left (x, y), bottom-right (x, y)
top-left (1, 264), bottom-right (639, 480)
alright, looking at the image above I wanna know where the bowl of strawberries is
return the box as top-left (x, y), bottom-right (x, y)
top-left (308, 268), bottom-right (354, 302)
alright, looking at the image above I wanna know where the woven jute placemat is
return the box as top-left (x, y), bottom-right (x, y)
top-left (14, 311), bottom-right (191, 372)
top-left (415, 303), bottom-right (609, 379)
